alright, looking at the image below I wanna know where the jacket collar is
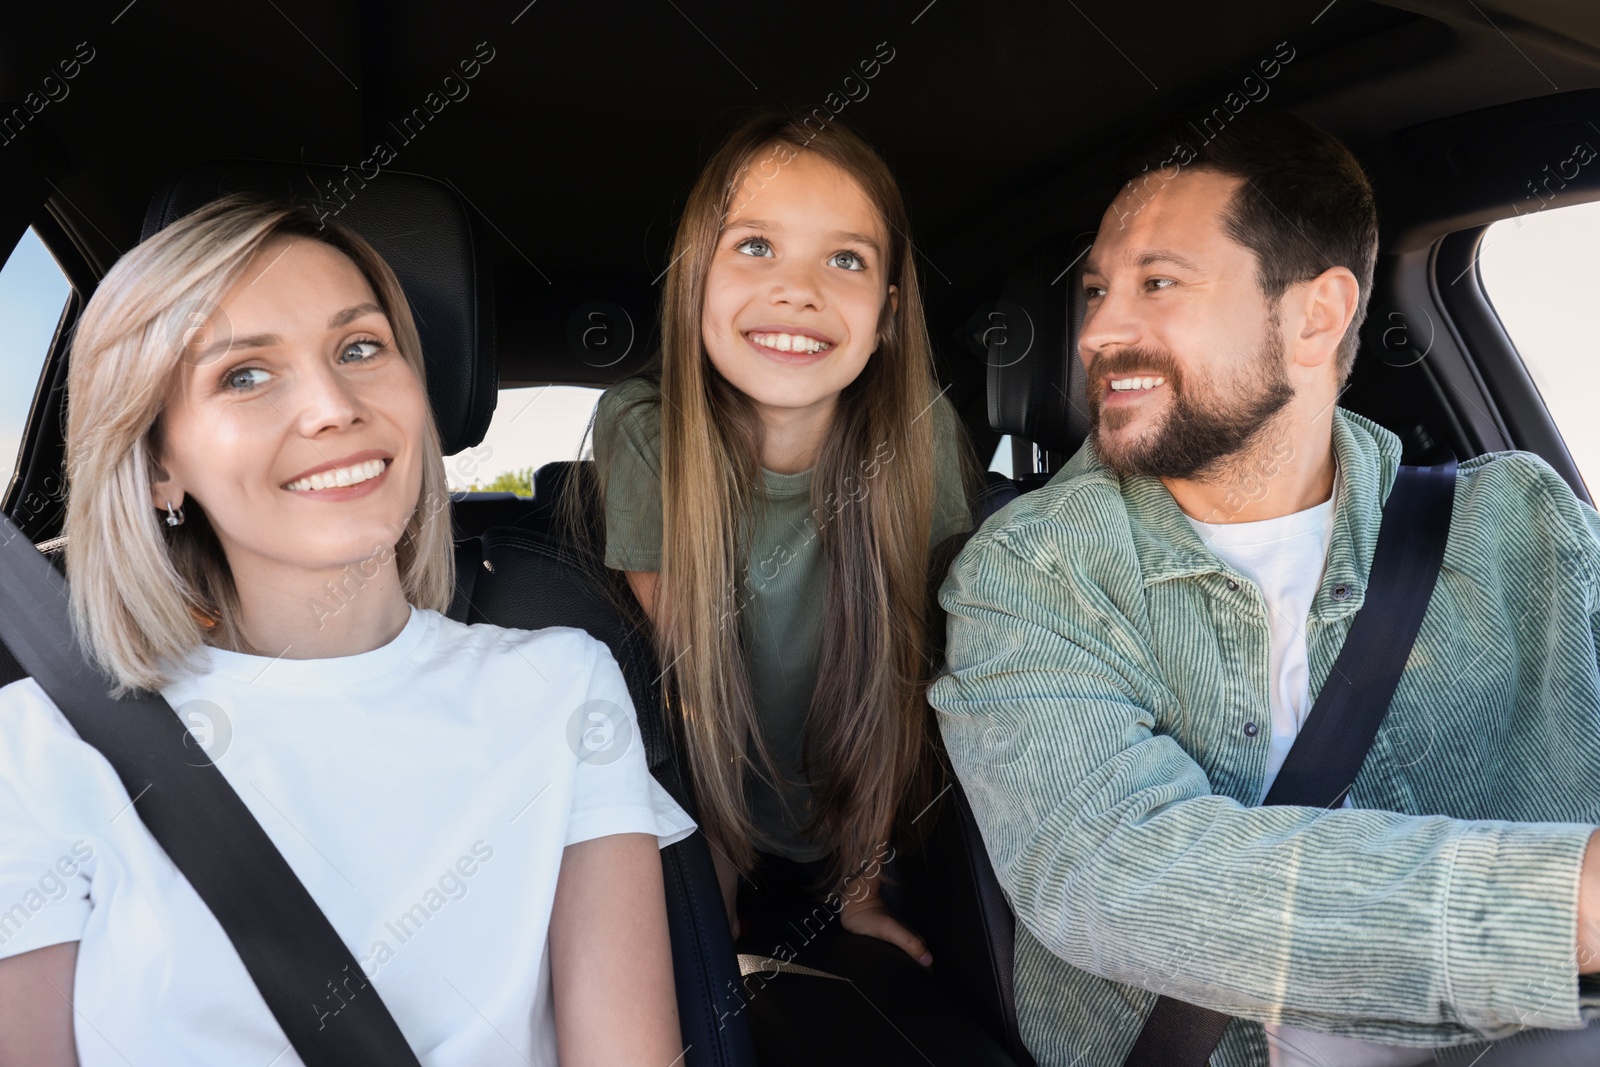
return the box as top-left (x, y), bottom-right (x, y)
top-left (1073, 409), bottom-right (1403, 619)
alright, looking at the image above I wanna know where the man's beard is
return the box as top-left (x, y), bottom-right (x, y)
top-left (1087, 327), bottom-right (1295, 482)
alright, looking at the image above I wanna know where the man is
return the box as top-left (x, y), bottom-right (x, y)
top-left (930, 108), bottom-right (1600, 1067)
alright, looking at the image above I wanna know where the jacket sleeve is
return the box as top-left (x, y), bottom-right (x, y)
top-left (930, 514), bottom-right (1597, 1038)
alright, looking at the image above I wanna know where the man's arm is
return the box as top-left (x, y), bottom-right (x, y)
top-left (931, 522), bottom-right (1597, 1036)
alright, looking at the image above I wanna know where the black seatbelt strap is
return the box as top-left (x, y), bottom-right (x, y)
top-left (0, 516), bottom-right (423, 1067)
top-left (1122, 460), bottom-right (1458, 1067)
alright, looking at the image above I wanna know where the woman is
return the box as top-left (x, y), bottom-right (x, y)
top-left (591, 110), bottom-right (978, 964)
top-left (0, 196), bottom-right (693, 1066)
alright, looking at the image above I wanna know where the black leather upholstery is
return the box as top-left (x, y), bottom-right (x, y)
top-left (446, 536), bottom-right (482, 626)
top-left (987, 232), bottom-right (1097, 462)
top-left (448, 491), bottom-right (536, 541)
top-left (141, 160), bottom-right (498, 458)
top-left (976, 471), bottom-right (1022, 523)
top-left (742, 932), bottom-right (1021, 1066)
top-left (900, 785), bottom-right (1036, 1067)
top-left (532, 461), bottom-right (578, 509)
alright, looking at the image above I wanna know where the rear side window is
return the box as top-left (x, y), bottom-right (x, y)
top-left (990, 435), bottom-right (1014, 477)
top-left (0, 227), bottom-right (70, 489)
top-left (1479, 201), bottom-right (1600, 489)
top-left (446, 385), bottom-right (603, 494)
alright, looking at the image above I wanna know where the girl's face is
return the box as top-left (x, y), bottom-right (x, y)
top-left (701, 148), bottom-right (897, 424)
top-left (150, 237), bottom-right (428, 589)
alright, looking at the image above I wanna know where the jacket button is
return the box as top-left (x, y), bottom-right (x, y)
top-left (1226, 578), bottom-right (1240, 591)
top-left (1243, 721), bottom-right (1258, 737)
top-left (1331, 584), bottom-right (1351, 601)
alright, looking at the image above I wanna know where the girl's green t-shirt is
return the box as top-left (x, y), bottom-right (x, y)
top-left (592, 376), bottom-right (973, 861)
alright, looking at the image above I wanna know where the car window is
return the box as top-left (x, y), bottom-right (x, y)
top-left (0, 227), bottom-right (71, 490)
top-left (990, 435), bottom-right (1013, 478)
top-left (446, 385), bottom-right (602, 494)
top-left (1478, 201), bottom-right (1600, 491)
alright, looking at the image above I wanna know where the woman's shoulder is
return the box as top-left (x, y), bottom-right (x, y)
top-left (0, 676), bottom-right (74, 740)
top-left (0, 676), bottom-right (128, 816)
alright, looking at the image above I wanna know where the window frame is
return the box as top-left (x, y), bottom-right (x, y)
top-left (1433, 225), bottom-right (1590, 503)
top-left (2, 209), bottom-right (92, 539)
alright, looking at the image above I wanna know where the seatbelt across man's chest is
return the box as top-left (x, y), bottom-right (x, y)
top-left (1121, 459), bottom-right (1458, 1067)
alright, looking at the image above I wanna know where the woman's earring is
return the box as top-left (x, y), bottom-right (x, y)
top-left (164, 500), bottom-right (186, 527)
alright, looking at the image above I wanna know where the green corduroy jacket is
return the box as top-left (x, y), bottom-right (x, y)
top-left (932, 410), bottom-right (1600, 1067)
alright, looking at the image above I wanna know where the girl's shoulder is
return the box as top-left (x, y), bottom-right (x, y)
top-left (928, 387), bottom-right (964, 443)
top-left (596, 375), bottom-right (662, 427)
top-left (600, 374), bottom-right (661, 405)
top-left (593, 376), bottom-right (664, 473)
top-left (925, 387), bottom-right (972, 477)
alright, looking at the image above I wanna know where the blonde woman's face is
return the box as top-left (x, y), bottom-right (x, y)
top-left (150, 238), bottom-right (428, 583)
top-left (701, 149), bottom-right (897, 424)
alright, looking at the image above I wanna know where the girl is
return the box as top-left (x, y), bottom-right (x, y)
top-left (0, 196), bottom-right (694, 1066)
top-left (592, 110), bottom-right (977, 964)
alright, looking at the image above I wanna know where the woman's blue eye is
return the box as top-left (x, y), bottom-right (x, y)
top-left (341, 339), bottom-right (384, 362)
top-left (222, 366), bottom-right (271, 392)
top-left (829, 250), bottom-right (865, 271)
top-left (734, 237), bottom-right (774, 258)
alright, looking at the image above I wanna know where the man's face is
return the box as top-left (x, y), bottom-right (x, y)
top-left (1079, 168), bottom-right (1294, 480)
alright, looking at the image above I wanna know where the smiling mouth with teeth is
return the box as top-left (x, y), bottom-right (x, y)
top-left (1108, 375), bottom-right (1167, 392)
top-left (283, 458), bottom-right (389, 492)
top-left (746, 330), bottom-right (834, 355)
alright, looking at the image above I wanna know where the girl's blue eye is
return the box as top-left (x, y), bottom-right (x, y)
top-left (224, 366), bottom-right (271, 392)
top-left (829, 250), bottom-right (866, 272)
top-left (341, 339), bottom-right (384, 363)
top-left (734, 237), bottom-right (774, 258)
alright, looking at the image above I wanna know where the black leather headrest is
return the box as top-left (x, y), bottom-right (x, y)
top-left (986, 232), bottom-right (1095, 460)
top-left (142, 161), bottom-right (497, 455)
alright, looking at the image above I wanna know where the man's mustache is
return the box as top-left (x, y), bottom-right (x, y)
top-left (1085, 348), bottom-right (1185, 398)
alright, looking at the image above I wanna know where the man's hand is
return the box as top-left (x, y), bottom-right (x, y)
top-left (1578, 828), bottom-right (1600, 973)
top-left (840, 890), bottom-right (933, 967)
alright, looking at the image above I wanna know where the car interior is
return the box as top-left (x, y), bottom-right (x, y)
top-left (4, 1), bottom-right (1600, 1064)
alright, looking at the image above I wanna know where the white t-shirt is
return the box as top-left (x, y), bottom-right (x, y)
top-left (0, 606), bottom-right (696, 1066)
top-left (1188, 491), bottom-right (1433, 1067)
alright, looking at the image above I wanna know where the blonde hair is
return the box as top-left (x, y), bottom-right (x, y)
top-left (598, 110), bottom-right (971, 890)
top-left (65, 195), bottom-right (455, 694)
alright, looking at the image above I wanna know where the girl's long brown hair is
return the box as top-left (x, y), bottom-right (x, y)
top-left (600, 110), bottom-right (959, 890)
